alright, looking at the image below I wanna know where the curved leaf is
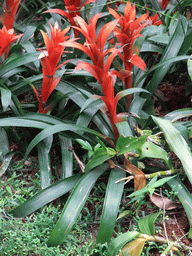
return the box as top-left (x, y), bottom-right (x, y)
top-left (0, 87), bottom-right (12, 112)
top-left (84, 147), bottom-right (116, 172)
top-left (24, 123), bottom-right (104, 161)
top-left (145, 19), bottom-right (185, 94)
top-left (0, 152), bottom-right (14, 177)
top-left (0, 52), bottom-right (40, 76)
top-left (167, 177), bottom-right (192, 238)
top-left (107, 231), bottom-right (140, 256)
top-left (47, 164), bottom-right (108, 246)
top-left (96, 168), bottom-right (126, 244)
top-left (152, 116), bottom-right (192, 184)
top-left (138, 212), bottom-right (161, 236)
top-left (11, 173), bottom-right (83, 217)
top-left (138, 141), bottom-right (173, 169)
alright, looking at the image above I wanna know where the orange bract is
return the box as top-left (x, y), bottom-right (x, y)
top-left (44, 0), bottom-right (95, 38)
top-left (0, 0), bottom-right (20, 30)
top-left (0, 26), bottom-right (23, 59)
top-left (36, 22), bottom-right (74, 113)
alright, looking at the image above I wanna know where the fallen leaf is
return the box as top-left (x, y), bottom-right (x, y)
top-left (150, 192), bottom-right (179, 210)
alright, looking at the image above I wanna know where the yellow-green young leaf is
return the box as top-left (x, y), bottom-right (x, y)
top-left (116, 135), bottom-right (148, 156)
top-left (84, 147), bottom-right (116, 172)
top-left (118, 238), bottom-right (146, 256)
top-left (138, 212), bottom-right (161, 236)
top-left (138, 141), bottom-right (173, 169)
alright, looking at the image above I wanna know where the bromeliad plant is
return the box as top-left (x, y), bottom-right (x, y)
top-left (1, 0), bottom-right (192, 254)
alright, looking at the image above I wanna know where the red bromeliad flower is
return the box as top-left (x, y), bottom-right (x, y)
top-left (108, 1), bottom-right (148, 110)
top-left (60, 14), bottom-right (128, 139)
top-left (75, 50), bottom-right (122, 140)
top-left (146, 11), bottom-right (162, 26)
top-left (36, 22), bottom-right (75, 113)
top-left (0, 0), bottom-right (21, 59)
top-left (0, 0), bottom-right (20, 30)
top-left (0, 26), bottom-right (23, 60)
top-left (44, 0), bottom-right (95, 38)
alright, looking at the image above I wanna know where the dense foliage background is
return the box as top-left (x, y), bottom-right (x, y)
top-left (1, 0), bottom-right (192, 255)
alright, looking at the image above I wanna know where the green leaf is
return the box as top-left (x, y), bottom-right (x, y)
top-left (96, 168), bottom-right (126, 244)
top-left (11, 174), bottom-right (83, 218)
top-left (140, 41), bottom-right (164, 54)
top-left (89, 0), bottom-right (108, 18)
top-left (180, 29), bottom-right (192, 55)
top-left (148, 34), bottom-right (169, 45)
top-left (115, 88), bottom-right (151, 103)
top-left (84, 147), bottom-right (116, 172)
top-left (134, 55), bottom-right (192, 90)
top-left (138, 141), bottom-right (173, 169)
top-left (47, 164), bottom-right (108, 246)
top-left (164, 108), bottom-right (192, 122)
top-left (187, 58), bottom-right (192, 81)
top-left (0, 87), bottom-right (12, 112)
top-left (76, 139), bottom-right (93, 152)
top-left (0, 116), bottom-right (50, 129)
top-left (24, 123), bottom-right (104, 161)
top-left (0, 52), bottom-right (40, 76)
top-left (59, 136), bottom-right (73, 179)
top-left (138, 212), bottom-right (161, 236)
top-left (37, 136), bottom-right (53, 189)
top-left (116, 135), bottom-right (148, 156)
top-left (0, 152), bottom-right (14, 178)
top-left (116, 121), bottom-right (133, 137)
top-left (167, 177), bottom-right (192, 238)
top-left (145, 19), bottom-right (185, 95)
top-left (80, 97), bottom-right (103, 113)
top-left (128, 175), bottom-right (176, 198)
top-left (152, 116), bottom-right (192, 184)
top-left (107, 231), bottom-right (140, 256)
top-left (0, 128), bottom-right (9, 161)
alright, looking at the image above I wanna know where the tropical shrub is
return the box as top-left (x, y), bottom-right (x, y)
top-left (1, 0), bottom-right (192, 254)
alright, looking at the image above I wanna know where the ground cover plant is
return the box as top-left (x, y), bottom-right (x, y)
top-left (1, 0), bottom-right (192, 255)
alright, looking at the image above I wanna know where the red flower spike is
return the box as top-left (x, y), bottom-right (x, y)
top-left (0, 0), bottom-right (20, 30)
top-left (108, 1), bottom-right (151, 111)
top-left (44, 0), bottom-right (95, 38)
top-left (0, 26), bottom-right (23, 59)
top-left (68, 14), bottom-right (130, 139)
top-left (39, 22), bottom-right (74, 105)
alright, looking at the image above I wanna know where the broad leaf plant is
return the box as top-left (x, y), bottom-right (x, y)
top-left (1, 0), bottom-right (192, 254)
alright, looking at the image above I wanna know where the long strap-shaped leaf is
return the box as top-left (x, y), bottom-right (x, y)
top-left (152, 116), bottom-right (192, 184)
top-left (10, 173), bottom-right (83, 218)
top-left (37, 136), bottom-right (53, 189)
top-left (145, 18), bottom-right (185, 95)
top-left (0, 52), bottom-right (40, 76)
top-left (59, 135), bottom-right (73, 179)
top-left (96, 167), bottom-right (126, 244)
top-left (47, 164), bottom-right (108, 246)
top-left (24, 123), bottom-right (105, 161)
top-left (167, 177), bottom-right (192, 238)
